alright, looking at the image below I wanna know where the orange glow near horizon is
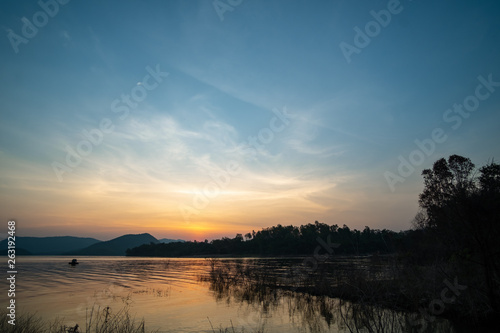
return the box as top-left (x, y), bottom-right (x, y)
top-left (1, 151), bottom-right (419, 241)
top-left (2, 0), bottom-right (499, 260)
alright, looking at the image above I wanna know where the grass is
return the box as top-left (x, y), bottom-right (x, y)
top-left (0, 310), bottom-right (46, 333)
top-left (0, 305), bottom-right (155, 333)
top-left (0, 303), bottom-right (265, 333)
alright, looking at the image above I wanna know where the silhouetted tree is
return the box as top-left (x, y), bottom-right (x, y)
top-left (417, 154), bottom-right (500, 314)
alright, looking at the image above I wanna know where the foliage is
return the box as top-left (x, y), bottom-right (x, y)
top-left (126, 222), bottom-right (408, 257)
top-left (0, 305), bottom-right (153, 333)
top-left (416, 154), bottom-right (500, 317)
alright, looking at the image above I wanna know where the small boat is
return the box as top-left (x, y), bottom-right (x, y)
top-left (69, 259), bottom-right (79, 266)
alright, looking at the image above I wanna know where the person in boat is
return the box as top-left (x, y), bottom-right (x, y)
top-left (69, 259), bottom-right (79, 265)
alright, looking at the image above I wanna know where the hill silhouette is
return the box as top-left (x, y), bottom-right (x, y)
top-left (67, 233), bottom-right (158, 256)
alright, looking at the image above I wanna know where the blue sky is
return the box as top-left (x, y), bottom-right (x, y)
top-left (1, 0), bottom-right (499, 240)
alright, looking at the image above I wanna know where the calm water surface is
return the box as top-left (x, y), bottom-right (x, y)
top-left (0, 256), bottom-right (460, 332)
top-left (2, 256), bottom-right (322, 332)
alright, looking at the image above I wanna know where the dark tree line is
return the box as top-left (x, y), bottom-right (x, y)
top-left (126, 222), bottom-right (416, 257)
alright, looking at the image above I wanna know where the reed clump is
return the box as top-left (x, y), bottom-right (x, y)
top-left (0, 305), bottom-right (155, 333)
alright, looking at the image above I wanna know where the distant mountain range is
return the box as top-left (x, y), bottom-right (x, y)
top-left (0, 236), bottom-right (100, 255)
top-left (66, 233), bottom-right (158, 256)
top-left (0, 234), bottom-right (185, 256)
top-left (158, 238), bottom-right (186, 244)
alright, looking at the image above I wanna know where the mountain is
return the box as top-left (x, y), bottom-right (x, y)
top-left (158, 238), bottom-right (185, 244)
top-left (67, 233), bottom-right (158, 256)
top-left (0, 236), bottom-right (101, 255)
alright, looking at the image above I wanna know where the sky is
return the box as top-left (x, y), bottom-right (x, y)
top-left (1, 0), bottom-right (499, 241)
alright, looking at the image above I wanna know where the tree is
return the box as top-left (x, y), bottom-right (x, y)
top-left (417, 155), bottom-right (500, 314)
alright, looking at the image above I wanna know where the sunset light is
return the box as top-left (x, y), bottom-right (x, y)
top-left (1, 1), bottom-right (499, 331)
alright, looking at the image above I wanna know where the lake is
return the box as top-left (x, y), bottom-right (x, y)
top-left (0, 256), bottom-right (469, 332)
